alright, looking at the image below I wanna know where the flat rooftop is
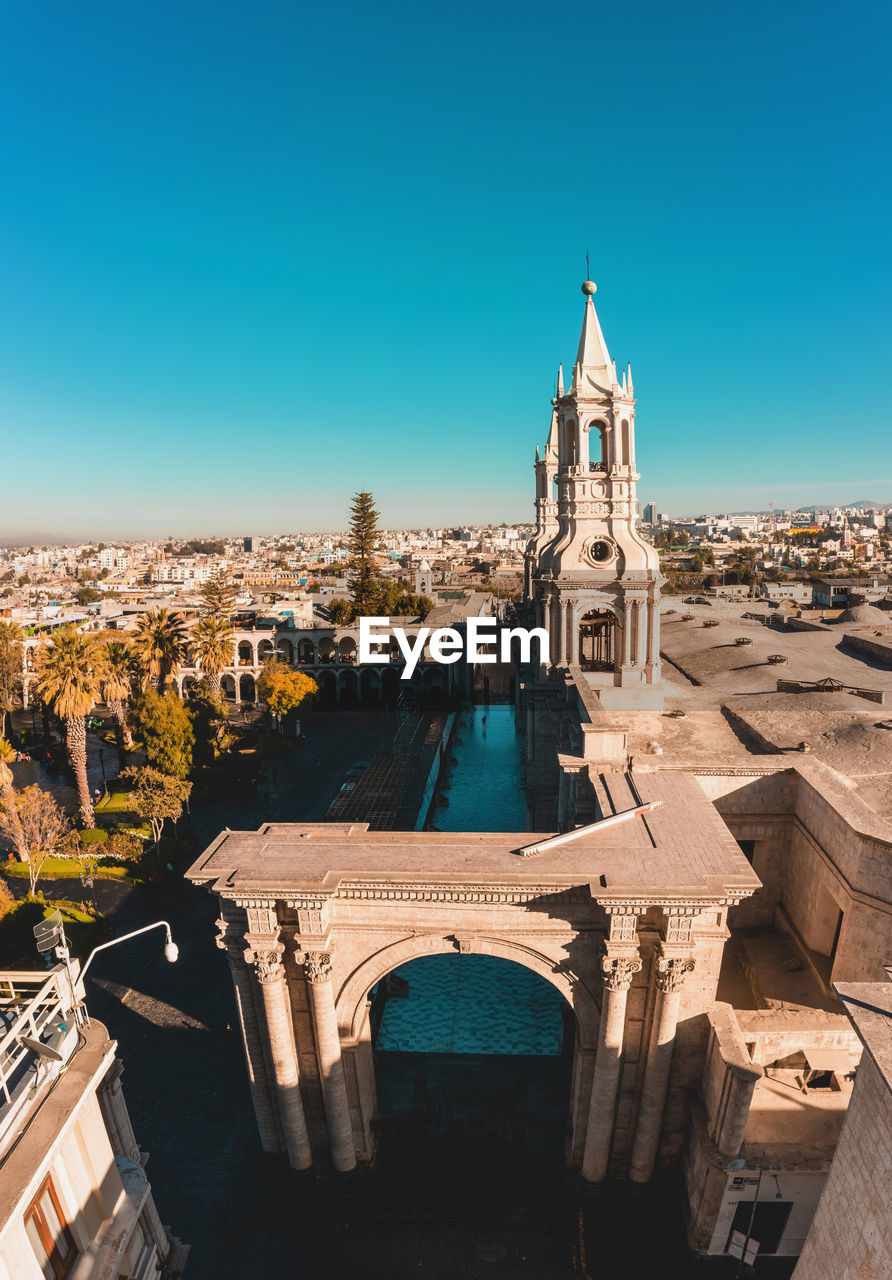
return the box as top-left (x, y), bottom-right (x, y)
top-left (610, 600), bottom-right (892, 821)
top-left (187, 768), bottom-right (759, 906)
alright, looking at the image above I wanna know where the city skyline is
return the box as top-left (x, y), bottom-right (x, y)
top-left (1, 1), bottom-right (890, 538)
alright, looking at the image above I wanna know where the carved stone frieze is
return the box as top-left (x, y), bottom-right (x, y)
top-left (606, 911), bottom-right (638, 944)
top-left (655, 956), bottom-right (695, 993)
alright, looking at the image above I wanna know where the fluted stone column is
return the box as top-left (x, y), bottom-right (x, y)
top-left (582, 952), bottom-right (641, 1182)
top-left (629, 954), bottom-right (694, 1183)
top-left (244, 941), bottom-right (312, 1170)
top-left (300, 951), bottom-right (357, 1172)
top-left (216, 920), bottom-right (281, 1154)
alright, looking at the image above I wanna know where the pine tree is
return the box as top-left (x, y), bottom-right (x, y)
top-left (347, 491), bottom-right (383, 614)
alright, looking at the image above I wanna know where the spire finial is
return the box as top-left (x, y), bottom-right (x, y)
top-left (582, 251), bottom-right (596, 296)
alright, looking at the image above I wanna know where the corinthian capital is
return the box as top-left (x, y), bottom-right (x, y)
top-left (244, 941), bottom-right (285, 985)
top-left (655, 956), bottom-right (695, 994)
top-left (601, 954), bottom-right (642, 992)
top-left (300, 951), bottom-right (333, 984)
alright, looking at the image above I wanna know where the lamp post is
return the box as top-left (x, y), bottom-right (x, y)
top-left (79, 920), bottom-right (179, 986)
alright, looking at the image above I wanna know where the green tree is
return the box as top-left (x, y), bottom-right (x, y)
top-left (187, 684), bottom-right (232, 764)
top-left (131, 608), bottom-right (188, 693)
top-left (0, 784), bottom-right (70, 895)
top-left (76, 585), bottom-right (103, 605)
top-left (0, 737), bottom-right (27, 860)
top-left (35, 626), bottom-right (105, 826)
top-left (256, 661), bottom-right (317, 731)
top-left (347, 491), bottom-right (383, 614)
top-left (0, 621), bottom-right (23, 737)
top-left (122, 765), bottom-right (192, 848)
top-left (191, 614), bottom-right (235, 695)
top-left (134, 688), bottom-right (194, 779)
top-left (200, 572), bottom-right (237, 619)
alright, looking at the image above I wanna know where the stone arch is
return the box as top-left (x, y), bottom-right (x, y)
top-left (579, 607), bottom-right (616, 672)
top-left (277, 637), bottom-right (294, 663)
top-left (257, 638), bottom-right (275, 664)
top-left (297, 638), bottom-right (315, 664)
top-left (220, 674), bottom-right (236, 702)
top-left (359, 667), bottom-right (379, 702)
top-left (237, 640), bottom-right (254, 667)
top-left (317, 670), bottom-right (337, 701)
top-left (238, 673), bottom-right (256, 703)
top-left (589, 419), bottom-right (608, 469)
top-left (317, 637), bottom-right (336, 664)
top-left (381, 667), bottom-right (400, 704)
top-left (336, 932), bottom-right (598, 1050)
top-left (338, 636), bottom-right (357, 663)
top-left (338, 668), bottom-right (358, 701)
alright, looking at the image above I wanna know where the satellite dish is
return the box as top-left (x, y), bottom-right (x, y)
top-left (18, 1036), bottom-right (64, 1062)
top-left (33, 910), bottom-right (64, 954)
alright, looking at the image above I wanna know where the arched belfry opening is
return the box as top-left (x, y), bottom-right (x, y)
top-left (369, 952), bottom-right (573, 1207)
top-left (579, 609), bottom-right (615, 672)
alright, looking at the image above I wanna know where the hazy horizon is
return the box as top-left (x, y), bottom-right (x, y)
top-left (1, 3), bottom-right (889, 541)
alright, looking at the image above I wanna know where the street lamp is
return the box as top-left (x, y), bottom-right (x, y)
top-left (79, 920), bottom-right (179, 984)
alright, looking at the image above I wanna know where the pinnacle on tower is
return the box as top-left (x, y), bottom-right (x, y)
top-left (557, 363), bottom-right (565, 397)
top-left (573, 279), bottom-right (613, 388)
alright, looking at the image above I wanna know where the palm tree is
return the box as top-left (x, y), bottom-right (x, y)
top-left (131, 609), bottom-right (188, 694)
top-left (35, 626), bottom-right (105, 827)
top-left (101, 640), bottom-right (136, 766)
top-left (0, 737), bottom-right (26, 859)
top-left (191, 615), bottom-right (235, 696)
top-left (0, 620), bottom-right (24, 737)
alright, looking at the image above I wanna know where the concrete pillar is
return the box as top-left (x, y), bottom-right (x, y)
top-left (582, 951), bottom-right (641, 1182)
top-left (300, 951), bottom-right (357, 1172)
top-left (244, 941), bottom-right (313, 1170)
top-left (579, 422), bottom-right (590, 471)
top-left (636, 601), bottom-right (648, 668)
top-left (565, 599), bottom-right (578, 666)
top-left (629, 954), bottom-right (694, 1183)
top-left (216, 922), bottom-right (281, 1154)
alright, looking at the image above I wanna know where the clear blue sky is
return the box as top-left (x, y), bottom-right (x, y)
top-left (1, 0), bottom-right (889, 540)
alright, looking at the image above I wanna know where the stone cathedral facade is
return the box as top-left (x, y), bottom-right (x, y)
top-left (525, 279), bottom-right (663, 709)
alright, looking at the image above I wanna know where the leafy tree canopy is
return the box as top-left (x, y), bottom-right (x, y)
top-left (256, 662), bottom-right (317, 723)
top-left (134, 688), bottom-right (194, 779)
top-left (122, 765), bottom-right (191, 846)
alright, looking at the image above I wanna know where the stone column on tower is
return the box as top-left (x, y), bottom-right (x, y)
top-left (215, 914), bottom-right (281, 1154)
top-left (299, 949), bottom-right (357, 1172)
top-left (243, 935), bottom-right (313, 1171)
top-left (629, 951), bottom-right (695, 1183)
top-left (582, 946), bottom-right (642, 1182)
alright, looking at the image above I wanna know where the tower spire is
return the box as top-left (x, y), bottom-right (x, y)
top-left (557, 362), bottom-right (564, 397)
top-left (574, 278), bottom-right (613, 385)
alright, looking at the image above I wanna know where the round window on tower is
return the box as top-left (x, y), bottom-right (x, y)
top-left (588, 539), bottom-right (615, 565)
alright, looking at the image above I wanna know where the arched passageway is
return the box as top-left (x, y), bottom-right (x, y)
top-left (579, 609), bottom-right (615, 672)
top-left (369, 953), bottom-right (573, 1207)
top-left (220, 674), bottom-right (236, 702)
top-left (238, 673), bottom-right (256, 704)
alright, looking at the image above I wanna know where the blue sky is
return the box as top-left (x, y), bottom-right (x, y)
top-left (0, 0), bottom-right (889, 540)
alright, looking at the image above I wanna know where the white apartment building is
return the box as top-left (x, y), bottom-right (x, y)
top-left (0, 967), bottom-right (187, 1279)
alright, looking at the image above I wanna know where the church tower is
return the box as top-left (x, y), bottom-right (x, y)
top-left (531, 278), bottom-right (663, 709)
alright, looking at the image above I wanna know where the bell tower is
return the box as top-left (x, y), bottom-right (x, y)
top-left (532, 278), bottom-right (663, 709)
